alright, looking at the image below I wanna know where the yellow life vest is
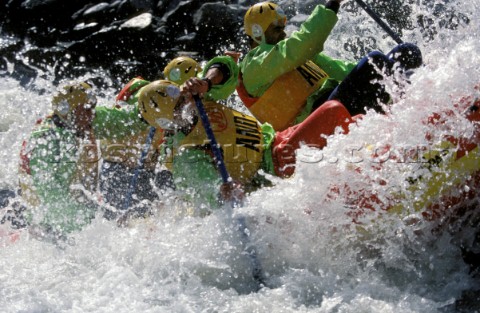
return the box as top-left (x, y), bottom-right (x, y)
top-left (171, 101), bottom-right (265, 184)
top-left (248, 60), bottom-right (329, 131)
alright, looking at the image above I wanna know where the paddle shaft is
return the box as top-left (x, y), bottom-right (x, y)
top-left (193, 96), bottom-right (230, 184)
top-left (353, 0), bottom-right (403, 44)
top-left (193, 95), bottom-right (266, 288)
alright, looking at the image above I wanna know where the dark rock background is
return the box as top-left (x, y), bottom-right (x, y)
top-left (1, 0), bottom-right (262, 88)
top-left (0, 0), bottom-right (468, 89)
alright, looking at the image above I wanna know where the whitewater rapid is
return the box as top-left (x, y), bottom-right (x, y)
top-left (1, 0), bottom-right (480, 312)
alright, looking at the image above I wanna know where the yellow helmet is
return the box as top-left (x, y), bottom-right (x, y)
top-left (163, 56), bottom-right (201, 85)
top-left (137, 80), bottom-right (181, 129)
top-left (244, 2), bottom-right (286, 42)
top-left (51, 82), bottom-right (96, 124)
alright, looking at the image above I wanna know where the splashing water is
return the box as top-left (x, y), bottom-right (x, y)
top-left (1, 1), bottom-right (480, 312)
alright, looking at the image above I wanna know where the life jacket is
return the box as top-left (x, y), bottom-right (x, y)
top-left (237, 60), bottom-right (329, 131)
top-left (115, 77), bottom-right (150, 105)
top-left (167, 101), bottom-right (265, 184)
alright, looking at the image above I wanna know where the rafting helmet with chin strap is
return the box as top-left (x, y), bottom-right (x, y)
top-left (51, 82), bottom-right (96, 125)
top-left (163, 56), bottom-right (201, 85)
top-left (137, 80), bottom-right (181, 130)
top-left (244, 2), bottom-right (287, 44)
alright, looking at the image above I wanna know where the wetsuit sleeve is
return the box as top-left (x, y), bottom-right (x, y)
top-left (202, 56), bottom-right (239, 101)
top-left (92, 106), bottom-right (149, 140)
top-left (240, 5), bottom-right (339, 97)
top-left (312, 53), bottom-right (357, 81)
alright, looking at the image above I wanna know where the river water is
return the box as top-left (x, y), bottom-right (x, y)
top-left (1, 1), bottom-right (480, 312)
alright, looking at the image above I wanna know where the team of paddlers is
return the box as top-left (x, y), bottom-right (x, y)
top-left (7, 1), bottom-right (480, 243)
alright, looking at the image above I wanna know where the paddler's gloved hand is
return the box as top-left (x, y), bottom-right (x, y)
top-left (182, 77), bottom-right (210, 98)
top-left (181, 63), bottom-right (227, 98)
top-left (220, 180), bottom-right (245, 206)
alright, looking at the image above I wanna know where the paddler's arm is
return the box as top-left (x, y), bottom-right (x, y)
top-left (181, 55), bottom-right (239, 101)
top-left (92, 105), bottom-right (150, 140)
top-left (312, 53), bottom-right (357, 81)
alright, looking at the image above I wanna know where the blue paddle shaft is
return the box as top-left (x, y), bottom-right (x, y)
top-left (193, 96), bottom-right (231, 183)
top-left (193, 95), bottom-right (265, 287)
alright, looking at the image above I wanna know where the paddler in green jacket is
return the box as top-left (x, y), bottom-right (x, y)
top-left (238, 1), bottom-right (423, 131)
top-left (19, 82), bottom-right (101, 237)
top-left (98, 56), bottom-right (203, 219)
top-left (98, 55), bottom-right (239, 219)
top-left (18, 81), bottom-right (155, 236)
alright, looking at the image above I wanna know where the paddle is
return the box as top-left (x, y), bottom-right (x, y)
top-left (353, 0), bottom-right (403, 44)
top-left (193, 95), bottom-right (266, 288)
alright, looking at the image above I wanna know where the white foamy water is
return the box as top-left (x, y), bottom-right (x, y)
top-left (1, 1), bottom-right (480, 312)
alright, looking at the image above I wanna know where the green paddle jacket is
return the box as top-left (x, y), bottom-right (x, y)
top-left (240, 4), bottom-right (357, 125)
